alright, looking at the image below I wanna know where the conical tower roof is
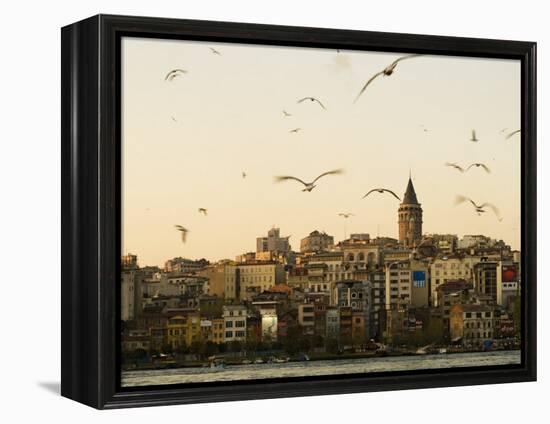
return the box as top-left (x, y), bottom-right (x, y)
top-left (402, 177), bottom-right (419, 204)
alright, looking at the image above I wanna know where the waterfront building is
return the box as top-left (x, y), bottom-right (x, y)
top-left (222, 305), bottom-right (247, 342)
top-left (436, 279), bottom-right (474, 331)
top-left (298, 303), bottom-right (315, 335)
top-left (211, 318), bottom-right (225, 344)
top-left (497, 261), bottom-right (520, 310)
top-left (326, 307), bottom-right (340, 341)
top-left (121, 270), bottom-right (135, 321)
top-left (368, 269), bottom-right (386, 339)
top-left (122, 329), bottom-right (150, 353)
top-left (449, 304), bottom-right (495, 346)
top-left (339, 307), bottom-right (353, 344)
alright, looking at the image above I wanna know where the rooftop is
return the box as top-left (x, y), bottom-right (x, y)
top-left (402, 177), bottom-right (419, 205)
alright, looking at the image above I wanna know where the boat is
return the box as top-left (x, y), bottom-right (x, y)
top-left (241, 359), bottom-right (252, 365)
top-left (438, 348), bottom-right (447, 354)
top-left (210, 361), bottom-right (226, 369)
top-left (253, 358), bottom-right (264, 364)
top-left (273, 357), bottom-right (288, 363)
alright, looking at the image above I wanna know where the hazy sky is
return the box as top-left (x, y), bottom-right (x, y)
top-left (122, 36), bottom-right (521, 267)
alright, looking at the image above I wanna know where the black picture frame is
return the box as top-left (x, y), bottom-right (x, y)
top-left (61, 14), bottom-right (537, 409)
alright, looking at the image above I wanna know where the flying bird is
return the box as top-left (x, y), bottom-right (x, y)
top-left (171, 116), bottom-right (178, 122)
top-left (362, 188), bottom-right (401, 201)
top-left (505, 129), bottom-right (521, 140)
top-left (354, 54), bottom-right (421, 103)
top-left (210, 47), bottom-right (221, 55)
top-left (283, 110), bottom-right (292, 117)
top-left (470, 130), bottom-right (479, 142)
top-left (289, 128), bottom-right (302, 133)
top-left (164, 69), bottom-right (187, 81)
top-left (174, 225), bottom-right (189, 242)
top-left (445, 162), bottom-right (465, 173)
top-left (297, 97), bottom-right (326, 110)
top-left (198, 208), bottom-right (208, 216)
top-left (338, 213), bottom-right (354, 218)
top-left (242, 171), bottom-right (247, 179)
top-left (455, 195), bottom-right (500, 218)
top-left (466, 163), bottom-right (491, 173)
top-left (274, 169), bottom-right (343, 192)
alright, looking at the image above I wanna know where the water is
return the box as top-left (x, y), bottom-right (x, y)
top-left (121, 350), bottom-right (521, 387)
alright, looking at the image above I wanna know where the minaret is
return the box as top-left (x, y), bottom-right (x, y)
top-left (398, 175), bottom-right (423, 247)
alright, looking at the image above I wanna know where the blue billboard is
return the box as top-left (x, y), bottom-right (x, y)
top-left (412, 271), bottom-right (426, 288)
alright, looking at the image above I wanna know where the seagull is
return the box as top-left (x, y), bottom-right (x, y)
top-left (171, 116), bottom-right (177, 122)
top-left (242, 171), bottom-right (247, 178)
top-left (445, 162), bottom-right (465, 173)
top-left (164, 69), bottom-right (187, 81)
top-left (362, 188), bottom-right (401, 201)
top-left (297, 97), bottom-right (326, 110)
top-left (338, 213), bottom-right (354, 218)
top-left (505, 129), bottom-right (521, 140)
top-left (455, 195), bottom-right (500, 218)
top-left (174, 225), bottom-right (189, 242)
top-left (354, 54), bottom-right (421, 103)
top-left (289, 128), bottom-right (302, 133)
top-left (283, 110), bottom-right (292, 117)
top-left (274, 169), bottom-right (343, 192)
top-left (210, 47), bottom-right (221, 55)
top-left (470, 130), bottom-right (479, 142)
top-left (466, 163), bottom-right (491, 173)
top-left (198, 208), bottom-right (208, 216)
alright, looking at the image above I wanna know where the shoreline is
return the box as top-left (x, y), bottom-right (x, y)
top-left (122, 347), bottom-right (520, 372)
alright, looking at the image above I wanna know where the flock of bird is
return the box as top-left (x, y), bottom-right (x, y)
top-left (163, 46), bottom-right (519, 243)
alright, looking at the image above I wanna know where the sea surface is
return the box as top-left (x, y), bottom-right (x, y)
top-left (121, 350), bottom-right (521, 387)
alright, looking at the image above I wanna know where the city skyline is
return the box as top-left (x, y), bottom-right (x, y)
top-left (122, 37), bottom-right (521, 267)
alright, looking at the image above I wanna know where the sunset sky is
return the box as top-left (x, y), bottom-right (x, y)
top-left (121, 36), bottom-right (521, 267)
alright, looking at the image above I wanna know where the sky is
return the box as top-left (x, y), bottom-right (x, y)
top-left (121, 36), bottom-right (521, 267)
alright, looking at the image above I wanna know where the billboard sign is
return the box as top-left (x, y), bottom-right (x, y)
top-left (502, 265), bottom-right (518, 282)
top-left (412, 271), bottom-right (426, 288)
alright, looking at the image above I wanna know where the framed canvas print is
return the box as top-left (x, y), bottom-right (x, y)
top-left (61, 14), bottom-right (536, 409)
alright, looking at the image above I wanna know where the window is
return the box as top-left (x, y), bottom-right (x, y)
top-left (226, 321), bottom-right (233, 328)
top-left (235, 320), bottom-right (245, 327)
top-left (235, 331), bottom-right (245, 338)
top-left (465, 312), bottom-right (472, 318)
top-left (225, 331), bottom-right (233, 338)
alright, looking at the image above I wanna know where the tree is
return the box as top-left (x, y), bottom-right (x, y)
top-left (161, 343), bottom-right (173, 355)
top-left (190, 340), bottom-right (207, 358)
top-left (325, 338), bottom-right (339, 354)
top-left (229, 340), bottom-right (243, 353)
top-left (424, 318), bottom-right (445, 345)
top-left (299, 336), bottom-right (311, 352)
top-left (205, 341), bottom-right (219, 356)
top-left (174, 341), bottom-right (188, 355)
top-left (282, 325), bottom-right (301, 355)
top-left (512, 296), bottom-right (521, 337)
